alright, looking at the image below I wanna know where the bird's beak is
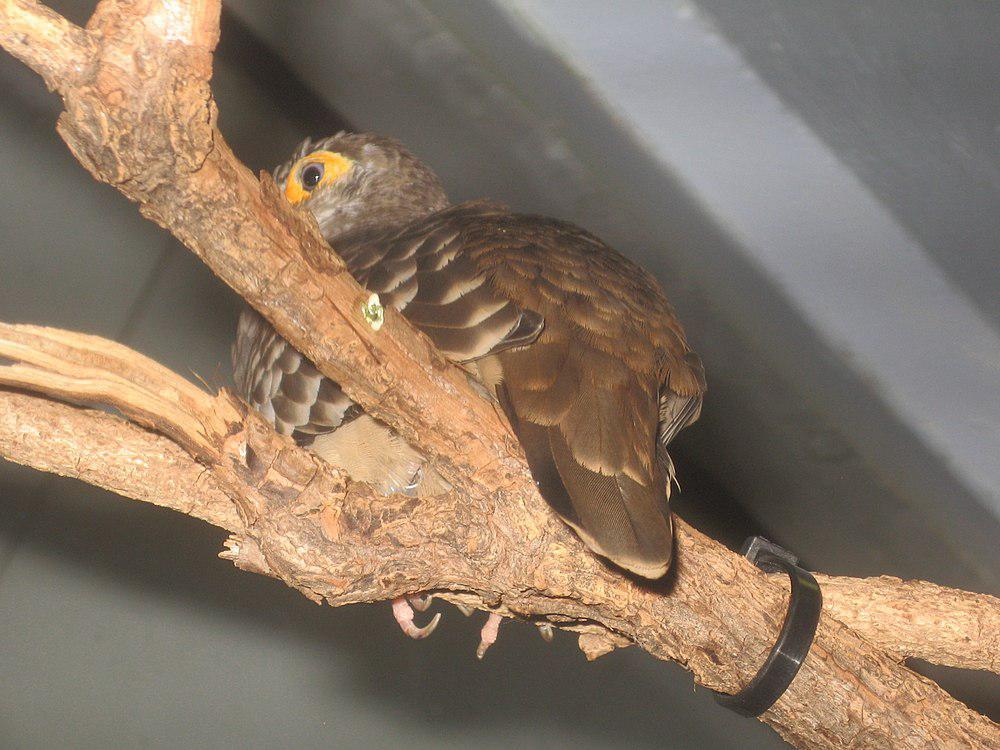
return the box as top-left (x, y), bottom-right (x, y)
top-left (284, 178), bottom-right (310, 206)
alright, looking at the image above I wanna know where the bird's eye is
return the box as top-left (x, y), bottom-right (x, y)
top-left (300, 163), bottom-right (324, 190)
top-left (284, 150), bottom-right (354, 205)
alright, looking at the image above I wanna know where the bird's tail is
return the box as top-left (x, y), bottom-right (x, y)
top-left (497, 386), bottom-right (673, 579)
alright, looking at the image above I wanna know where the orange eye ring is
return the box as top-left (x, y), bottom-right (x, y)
top-left (284, 151), bottom-right (354, 205)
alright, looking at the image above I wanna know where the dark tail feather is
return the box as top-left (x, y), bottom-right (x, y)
top-left (499, 387), bottom-right (672, 578)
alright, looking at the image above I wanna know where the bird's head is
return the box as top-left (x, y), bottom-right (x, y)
top-left (274, 132), bottom-right (449, 242)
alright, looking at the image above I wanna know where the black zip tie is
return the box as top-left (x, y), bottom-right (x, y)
top-left (713, 536), bottom-right (823, 717)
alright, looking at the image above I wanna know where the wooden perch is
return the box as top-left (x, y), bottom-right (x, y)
top-left (0, 2), bottom-right (997, 748)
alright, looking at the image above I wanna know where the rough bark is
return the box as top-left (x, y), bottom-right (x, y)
top-left (0, 2), bottom-right (997, 748)
top-left (816, 574), bottom-right (1000, 674)
top-left (2, 336), bottom-right (997, 675)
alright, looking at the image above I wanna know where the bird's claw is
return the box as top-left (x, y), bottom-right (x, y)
top-left (407, 593), bottom-right (434, 612)
top-left (455, 603), bottom-right (475, 617)
top-left (392, 596), bottom-right (441, 639)
top-left (476, 612), bottom-right (503, 659)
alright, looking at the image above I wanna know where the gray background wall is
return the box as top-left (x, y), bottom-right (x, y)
top-left (1, 2), bottom-right (997, 748)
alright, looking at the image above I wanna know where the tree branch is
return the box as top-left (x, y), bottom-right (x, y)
top-left (1, 322), bottom-right (998, 750)
top-left (2, 329), bottom-right (997, 675)
top-left (816, 574), bottom-right (1000, 674)
top-left (0, 390), bottom-right (240, 532)
top-left (0, 0), bottom-right (93, 90)
top-left (0, 2), bottom-right (997, 748)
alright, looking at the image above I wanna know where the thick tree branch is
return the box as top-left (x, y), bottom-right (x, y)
top-left (0, 0), bottom-right (93, 89)
top-left (2, 334), bottom-right (997, 675)
top-left (0, 390), bottom-right (240, 532)
top-left (1, 323), bottom-right (998, 750)
top-left (816, 574), bottom-right (1000, 674)
top-left (0, 2), bottom-right (997, 749)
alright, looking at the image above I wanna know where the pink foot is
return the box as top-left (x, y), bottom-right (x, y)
top-left (476, 612), bottom-right (503, 659)
top-left (408, 593), bottom-right (434, 612)
top-left (392, 596), bottom-right (441, 639)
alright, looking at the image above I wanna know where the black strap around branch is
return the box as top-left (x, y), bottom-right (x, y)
top-left (713, 536), bottom-right (823, 717)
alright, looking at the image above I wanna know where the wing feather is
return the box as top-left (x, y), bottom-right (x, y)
top-left (234, 202), bottom-right (704, 578)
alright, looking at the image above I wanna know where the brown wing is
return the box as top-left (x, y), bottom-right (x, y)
top-left (232, 203), bottom-right (542, 437)
top-left (235, 202), bottom-right (705, 578)
top-left (338, 202), bottom-right (544, 362)
top-left (465, 212), bottom-right (704, 578)
top-left (339, 205), bottom-right (705, 578)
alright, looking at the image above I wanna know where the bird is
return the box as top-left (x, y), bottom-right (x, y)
top-left (232, 132), bottom-right (706, 654)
